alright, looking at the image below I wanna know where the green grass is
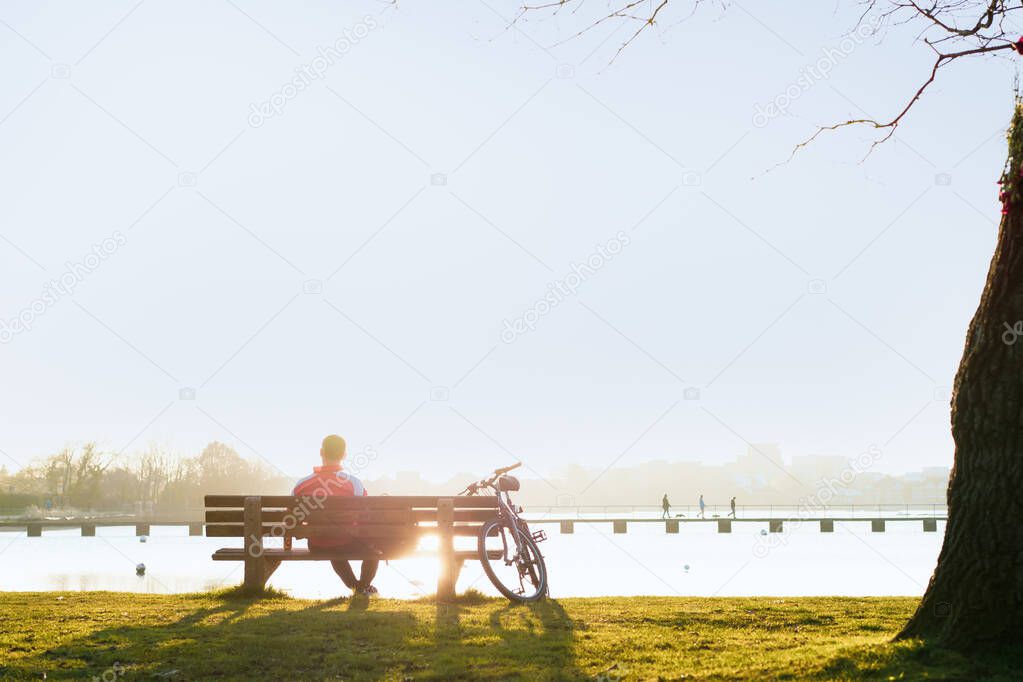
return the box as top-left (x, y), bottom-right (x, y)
top-left (0, 592), bottom-right (1019, 680)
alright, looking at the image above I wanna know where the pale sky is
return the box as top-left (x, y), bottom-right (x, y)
top-left (0, 1), bottom-right (1016, 483)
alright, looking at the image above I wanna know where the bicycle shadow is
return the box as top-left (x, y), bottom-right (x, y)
top-left (429, 595), bottom-right (582, 680)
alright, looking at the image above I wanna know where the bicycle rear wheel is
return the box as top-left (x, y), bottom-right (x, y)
top-left (478, 518), bottom-right (547, 602)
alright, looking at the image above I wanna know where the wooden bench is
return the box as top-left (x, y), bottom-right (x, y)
top-left (205, 494), bottom-right (499, 598)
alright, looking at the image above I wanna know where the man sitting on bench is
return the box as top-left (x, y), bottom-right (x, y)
top-left (293, 434), bottom-right (379, 596)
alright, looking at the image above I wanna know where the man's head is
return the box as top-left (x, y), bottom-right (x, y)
top-left (320, 434), bottom-right (347, 464)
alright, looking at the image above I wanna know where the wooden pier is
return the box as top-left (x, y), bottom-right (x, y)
top-left (0, 515), bottom-right (946, 537)
top-left (527, 516), bottom-right (945, 534)
top-left (2, 520), bottom-right (205, 537)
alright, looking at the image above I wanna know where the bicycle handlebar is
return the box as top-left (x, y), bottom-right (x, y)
top-left (459, 463), bottom-right (522, 495)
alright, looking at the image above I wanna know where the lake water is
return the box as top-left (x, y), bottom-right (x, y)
top-left (0, 517), bottom-right (942, 599)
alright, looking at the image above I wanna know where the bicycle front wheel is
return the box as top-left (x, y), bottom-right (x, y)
top-left (477, 518), bottom-right (547, 602)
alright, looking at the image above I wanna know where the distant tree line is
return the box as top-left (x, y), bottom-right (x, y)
top-left (0, 441), bottom-right (289, 514)
top-left (0, 443), bottom-right (948, 516)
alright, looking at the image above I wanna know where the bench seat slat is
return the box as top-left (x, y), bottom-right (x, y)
top-left (212, 548), bottom-right (501, 561)
top-left (204, 495), bottom-right (498, 509)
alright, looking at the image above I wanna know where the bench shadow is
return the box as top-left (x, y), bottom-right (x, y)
top-left (12, 590), bottom-right (582, 680)
top-left (16, 593), bottom-right (419, 680)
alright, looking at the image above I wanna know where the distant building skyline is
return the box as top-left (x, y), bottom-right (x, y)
top-left (367, 443), bottom-right (949, 508)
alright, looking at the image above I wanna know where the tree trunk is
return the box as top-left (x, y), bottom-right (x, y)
top-left (898, 103), bottom-right (1023, 649)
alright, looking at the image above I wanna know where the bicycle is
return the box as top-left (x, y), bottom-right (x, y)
top-left (460, 462), bottom-right (549, 602)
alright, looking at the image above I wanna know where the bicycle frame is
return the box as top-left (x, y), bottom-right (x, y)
top-left (464, 467), bottom-right (546, 555)
top-left (495, 487), bottom-right (517, 521)
top-left (462, 463), bottom-right (549, 601)
top-left (495, 488), bottom-right (527, 562)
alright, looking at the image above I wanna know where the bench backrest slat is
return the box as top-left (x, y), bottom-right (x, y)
top-left (206, 524), bottom-right (429, 538)
top-left (205, 509), bottom-right (496, 524)
top-left (206, 523), bottom-right (486, 538)
top-left (204, 495), bottom-right (499, 509)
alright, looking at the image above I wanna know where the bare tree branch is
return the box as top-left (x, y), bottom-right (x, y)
top-left (518, 0), bottom-right (707, 64)
top-left (791, 39), bottom-right (1015, 160)
top-left (520, 0), bottom-right (1022, 151)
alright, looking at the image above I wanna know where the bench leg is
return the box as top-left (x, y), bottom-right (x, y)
top-left (438, 557), bottom-right (464, 602)
top-left (243, 552), bottom-right (266, 592)
top-left (437, 498), bottom-right (457, 601)
top-left (243, 554), bottom-right (265, 593)
top-left (240, 557), bottom-right (280, 594)
top-left (243, 496), bottom-right (266, 594)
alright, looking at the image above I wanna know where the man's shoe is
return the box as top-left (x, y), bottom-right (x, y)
top-left (358, 585), bottom-right (379, 596)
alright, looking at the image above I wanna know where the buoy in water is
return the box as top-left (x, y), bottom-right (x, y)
top-left (759, 529), bottom-right (768, 536)
top-left (135, 563), bottom-right (146, 576)
top-left (683, 564), bottom-right (690, 572)
top-left (139, 535), bottom-right (147, 543)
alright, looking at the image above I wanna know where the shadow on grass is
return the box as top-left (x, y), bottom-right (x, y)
top-left (811, 638), bottom-right (1023, 681)
top-left (13, 590), bottom-right (580, 681)
top-left (31, 596), bottom-right (418, 680)
top-left (428, 593), bottom-right (581, 679)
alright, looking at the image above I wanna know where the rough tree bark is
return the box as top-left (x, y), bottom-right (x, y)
top-left (898, 101), bottom-right (1023, 649)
